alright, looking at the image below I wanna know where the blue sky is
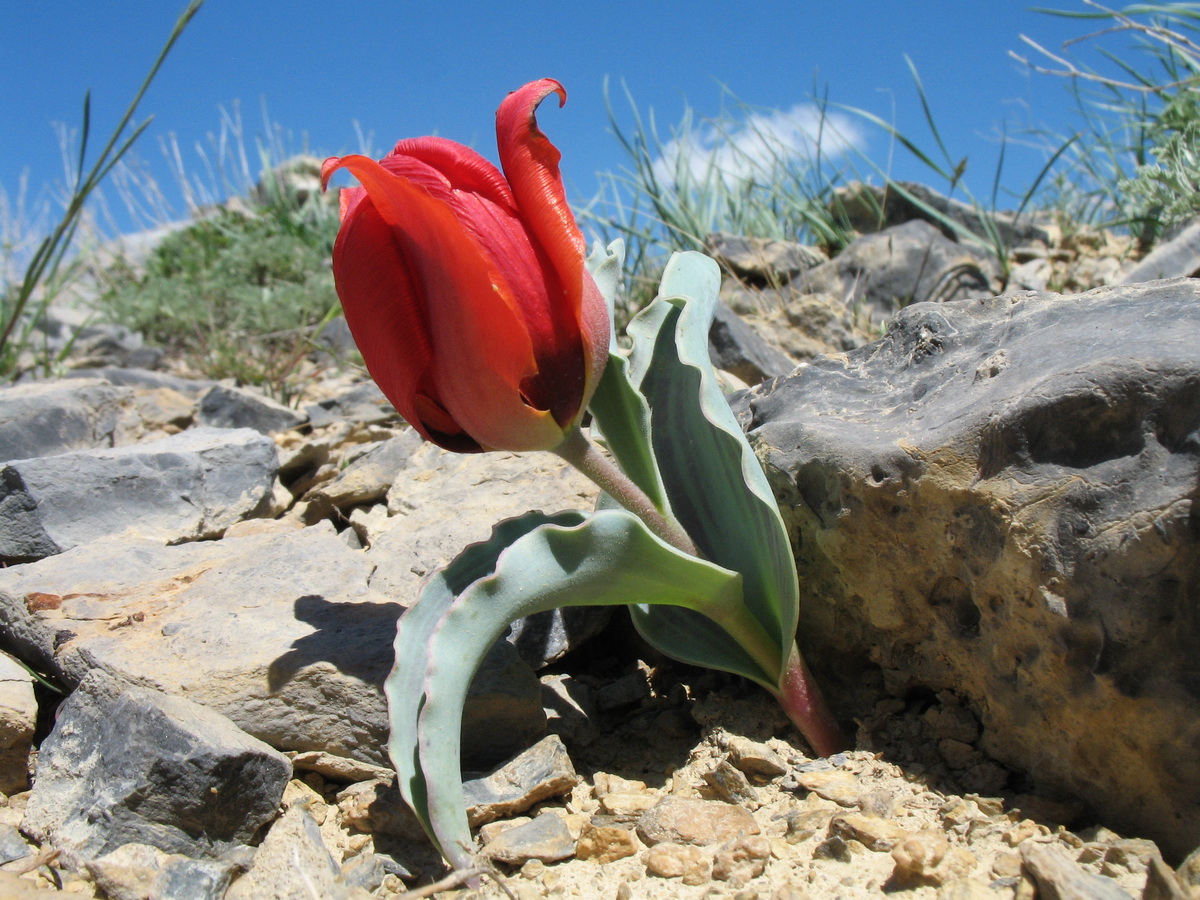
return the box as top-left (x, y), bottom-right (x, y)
top-left (3, 2), bottom-right (1112, 240)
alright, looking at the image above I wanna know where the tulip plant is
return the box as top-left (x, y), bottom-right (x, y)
top-left (323, 79), bottom-right (845, 871)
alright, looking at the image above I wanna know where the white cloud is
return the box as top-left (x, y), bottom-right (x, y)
top-left (650, 103), bottom-right (866, 189)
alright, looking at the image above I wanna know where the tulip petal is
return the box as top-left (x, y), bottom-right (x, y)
top-left (325, 154), bottom-right (565, 451)
top-left (388, 136), bottom-right (516, 210)
top-left (496, 79), bottom-right (609, 423)
top-left (332, 185), bottom-right (481, 450)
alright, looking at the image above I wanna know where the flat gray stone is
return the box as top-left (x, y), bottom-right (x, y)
top-left (304, 431), bottom-right (422, 510)
top-left (464, 735), bottom-right (579, 827)
top-left (0, 426), bottom-right (278, 562)
top-left (739, 277), bottom-right (1200, 859)
top-left (23, 668), bottom-right (291, 866)
top-left (708, 301), bottom-right (798, 384)
top-left (0, 378), bottom-right (132, 464)
top-left (1120, 219), bottom-right (1200, 283)
top-left (0, 522), bottom-right (543, 768)
top-left (197, 384), bottom-right (308, 434)
top-left (483, 814), bottom-right (576, 864)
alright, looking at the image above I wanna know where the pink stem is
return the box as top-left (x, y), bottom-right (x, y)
top-left (777, 642), bottom-right (848, 758)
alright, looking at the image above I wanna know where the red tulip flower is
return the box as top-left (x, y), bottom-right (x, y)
top-left (321, 79), bottom-right (610, 453)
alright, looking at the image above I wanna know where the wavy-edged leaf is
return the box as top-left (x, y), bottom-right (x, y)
top-left (386, 510), bottom-right (581, 862)
top-left (389, 507), bottom-right (760, 868)
top-left (624, 251), bottom-right (800, 678)
top-left (585, 241), bottom-right (669, 511)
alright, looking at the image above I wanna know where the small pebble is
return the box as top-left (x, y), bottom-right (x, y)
top-left (713, 835), bottom-right (771, 885)
top-left (576, 823), bottom-right (639, 863)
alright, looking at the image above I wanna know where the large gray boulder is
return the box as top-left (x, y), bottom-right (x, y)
top-left (737, 277), bottom-right (1200, 858)
top-left (0, 426), bottom-right (278, 562)
top-left (23, 668), bottom-right (290, 866)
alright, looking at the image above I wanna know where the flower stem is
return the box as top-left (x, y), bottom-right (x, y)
top-left (554, 428), bottom-right (698, 557)
top-left (775, 642), bottom-right (848, 758)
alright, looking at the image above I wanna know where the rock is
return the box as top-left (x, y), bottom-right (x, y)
top-left (830, 813), bottom-right (909, 851)
top-left (599, 792), bottom-right (659, 818)
top-left (1020, 842), bottom-right (1135, 900)
top-left (0, 426), bottom-right (278, 562)
top-left (1142, 855), bottom-right (1190, 900)
top-left (290, 750), bottom-right (394, 785)
top-left (0, 822), bottom-right (33, 864)
top-left (254, 154), bottom-right (327, 208)
top-left (509, 606), bottom-right (615, 671)
top-left (719, 282), bottom-right (872, 362)
top-left (197, 384), bottom-right (308, 433)
top-left (464, 735), bottom-right (579, 827)
top-left (370, 442), bottom-right (606, 676)
top-left (783, 808), bottom-right (834, 844)
top-left (225, 805), bottom-right (363, 900)
top-left (0, 651), bottom-right (35, 793)
top-left (304, 381), bottom-right (396, 428)
top-left (708, 301), bottom-right (798, 384)
top-left (1119, 220), bottom-right (1200, 282)
top-left (129, 387), bottom-right (195, 433)
top-left (643, 841), bottom-right (711, 884)
top-left (739, 278), bottom-right (1200, 858)
top-left (575, 822), bottom-right (639, 863)
top-left (706, 232), bottom-right (828, 284)
top-left (22, 668), bottom-right (291, 866)
top-left (0, 378), bottom-right (131, 463)
top-left (712, 834), bottom-right (771, 884)
top-left (62, 366), bottom-right (214, 396)
top-left (637, 797), bottom-right (760, 847)
top-left (724, 736), bottom-right (788, 778)
top-left (303, 431), bottom-right (422, 510)
top-left (595, 671), bottom-right (650, 711)
top-left (790, 770), bottom-right (862, 807)
top-left (833, 180), bottom-right (1051, 248)
top-left (541, 673), bottom-right (597, 743)
top-left (704, 759), bottom-right (760, 806)
top-left (335, 780), bottom-right (424, 840)
top-left (0, 523), bottom-right (542, 768)
top-left (86, 842), bottom-right (235, 900)
top-left (484, 813), bottom-right (576, 864)
top-left (793, 220), bottom-right (1001, 321)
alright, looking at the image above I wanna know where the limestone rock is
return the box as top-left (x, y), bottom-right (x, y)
top-left (197, 384), bottom-right (308, 434)
top-left (0, 523), bottom-right (543, 768)
top-left (464, 735), bottom-right (579, 827)
top-left (0, 651), bottom-right (35, 794)
top-left (833, 180), bottom-right (1051, 248)
top-left (739, 278), bottom-right (1200, 858)
top-left (636, 797), bottom-right (759, 847)
top-left (793, 220), bottom-right (1001, 321)
top-left (483, 813), bottom-right (576, 864)
top-left (707, 232), bottom-right (828, 284)
top-left (1119, 220), bottom-right (1200, 283)
top-left (86, 843), bottom-right (235, 900)
top-left (708, 301), bottom-right (798, 384)
top-left (0, 426), bottom-right (278, 562)
top-left (0, 378), bottom-right (131, 464)
top-left (224, 805), bottom-right (361, 900)
top-left (23, 668), bottom-right (291, 866)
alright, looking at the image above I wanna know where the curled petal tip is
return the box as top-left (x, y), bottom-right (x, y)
top-left (320, 156), bottom-right (343, 191)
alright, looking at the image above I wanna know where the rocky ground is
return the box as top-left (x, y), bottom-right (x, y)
top-left (0, 180), bottom-right (1196, 898)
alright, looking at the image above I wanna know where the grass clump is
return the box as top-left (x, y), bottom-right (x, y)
top-left (96, 185), bottom-right (342, 403)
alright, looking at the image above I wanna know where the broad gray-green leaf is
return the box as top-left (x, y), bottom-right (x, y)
top-left (625, 251), bottom-right (801, 678)
top-left (386, 510), bottom-right (581, 863)
top-left (394, 508), bottom-right (761, 867)
top-left (585, 240), bottom-right (669, 512)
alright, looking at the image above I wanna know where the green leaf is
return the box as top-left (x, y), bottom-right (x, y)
top-left (385, 509), bottom-right (578, 863)
top-left (386, 507), bottom-right (755, 867)
top-left (624, 251), bottom-right (800, 679)
top-left (586, 241), bottom-right (670, 511)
